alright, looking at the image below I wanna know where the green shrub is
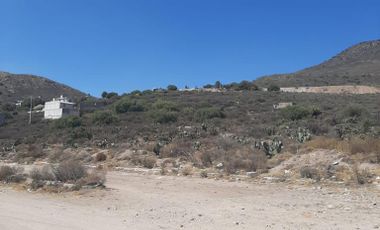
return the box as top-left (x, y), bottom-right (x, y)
top-left (91, 111), bottom-right (119, 125)
top-left (69, 127), bottom-right (92, 140)
top-left (195, 107), bottom-right (225, 121)
top-left (281, 105), bottom-right (310, 121)
top-left (267, 84), bottom-right (280, 92)
top-left (2, 103), bottom-right (16, 112)
top-left (114, 97), bottom-right (145, 113)
top-left (311, 107), bottom-right (322, 118)
top-left (152, 100), bottom-right (178, 112)
top-left (150, 110), bottom-right (178, 123)
top-left (343, 105), bottom-right (368, 119)
top-left (101, 91), bottom-right (118, 99)
top-left (130, 90), bottom-right (142, 95)
top-left (53, 116), bottom-right (82, 129)
top-left (237, 80), bottom-right (259, 91)
top-left (167, 85), bottom-right (178, 91)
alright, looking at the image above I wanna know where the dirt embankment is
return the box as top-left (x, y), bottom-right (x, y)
top-left (0, 170), bottom-right (379, 230)
top-left (281, 85), bottom-right (380, 94)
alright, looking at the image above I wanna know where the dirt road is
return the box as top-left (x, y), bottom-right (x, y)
top-left (1, 171), bottom-right (379, 230)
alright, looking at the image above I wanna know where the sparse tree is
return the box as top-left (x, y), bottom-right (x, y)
top-left (215, 81), bottom-right (222, 89)
top-left (167, 85), bottom-right (178, 91)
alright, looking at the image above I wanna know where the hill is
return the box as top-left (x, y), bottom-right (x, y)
top-left (254, 39), bottom-right (380, 87)
top-left (0, 71), bottom-right (87, 103)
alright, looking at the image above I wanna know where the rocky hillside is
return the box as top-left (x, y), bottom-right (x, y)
top-left (255, 40), bottom-right (380, 87)
top-left (0, 71), bottom-right (87, 103)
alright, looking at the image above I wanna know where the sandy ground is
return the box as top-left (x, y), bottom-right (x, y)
top-left (0, 171), bottom-right (380, 230)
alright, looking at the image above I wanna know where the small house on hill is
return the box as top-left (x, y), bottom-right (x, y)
top-left (273, 102), bottom-right (294, 110)
top-left (44, 95), bottom-right (79, 120)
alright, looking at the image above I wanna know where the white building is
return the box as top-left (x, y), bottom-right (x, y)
top-left (44, 95), bottom-right (79, 120)
top-left (273, 102), bottom-right (294, 110)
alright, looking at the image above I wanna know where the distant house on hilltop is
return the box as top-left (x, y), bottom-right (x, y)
top-left (273, 102), bottom-right (294, 110)
top-left (44, 95), bottom-right (79, 120)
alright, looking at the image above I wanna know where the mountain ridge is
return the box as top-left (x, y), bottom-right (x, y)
top-left (254, 39), bottom-right (380, 87)
top-left (0, 71), bottom-right (87, 103)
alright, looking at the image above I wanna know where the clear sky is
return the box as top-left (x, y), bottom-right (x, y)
top-left (0, 0), bottom-right (379, 96)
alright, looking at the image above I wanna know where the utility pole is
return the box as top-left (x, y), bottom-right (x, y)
top-left (29, 96), bottom-right (33, 125)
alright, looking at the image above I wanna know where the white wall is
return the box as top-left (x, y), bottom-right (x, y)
top-left (44, 101), bottom-right (79, 120)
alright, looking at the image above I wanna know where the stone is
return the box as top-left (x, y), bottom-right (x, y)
top-left (246, 172), bottom-right (257, 177)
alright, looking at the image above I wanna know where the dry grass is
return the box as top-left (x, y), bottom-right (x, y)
top-left (131, 154), bottom-right (157, 168)
top-left (160, 141), bottom-right (193, 159)
top-left (224, 147), bottom-right (267, 174)
top-left (305, 137), bottom-right (380, 163)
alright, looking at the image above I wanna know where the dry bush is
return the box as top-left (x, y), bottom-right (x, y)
top-left (199, 151), bottom-right (214, 167)
top-left (79, 170), bottom-right (107, 187)
top-left (15, 144), bottom-right (45, 163)
top-left (305, 137), bottom-right (341, 150)
top-left (29, 165), bottom-right (55, 181)
top-left (267, 152), bottom-right (293, 168)
top-left (352, 164), bottom-right (372, 185)
top-left (182, 166), bottom-right (193, 176)
top-left (348, 138), bottom-right (380, 156)
top-left (224, 147), bottom-right (267, 174)
top-left (54, 161), bottom-right (87, 182)
top-left (95, 152), bottom-right (107, 162)
top-left (0, 166), bottom-right (25, 183)
top-left (130, 154), bottom-right (157, 168)
top-left (192, 150), bottom-right (216, 168)
top-left (300, 166), bottom-right (321, 181)
top-left (142, 156), bottom-right (157, 169)
top-left (160, 164), bottom-right (168, 175)
top-left (200, 170), bottom-right (208, 178)
top-left (0, 165), bottom-right (17, 181)
top-left (160, 141), bottom-right (193, 158)
top-left (305, 137), bottom-right (380, 160)
top-left (48, 148), bottom-right (72, 163)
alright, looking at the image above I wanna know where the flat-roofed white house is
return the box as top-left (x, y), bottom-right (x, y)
top-left (44, 95), bottom-right (79, 120)
top-left (273, 102), bottom-right (294, 110)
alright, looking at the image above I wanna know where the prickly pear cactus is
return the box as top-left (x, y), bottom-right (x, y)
top-left (255, 138), bottom-right (283, 158)
top-left (296, 128), bottom-right (311, 143)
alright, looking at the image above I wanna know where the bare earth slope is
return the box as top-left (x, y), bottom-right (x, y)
top-left (1, 171), bottom-right (379, 230)
top-left (255, 40), bottom-right (380, 87)
top-left (0, 71), bottom-right (86, 103)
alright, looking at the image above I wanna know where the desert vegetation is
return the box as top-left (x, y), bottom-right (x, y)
top-left (0, 161), bottom-right (106, 192)
top-left (1, 84), bottom-right (380, 186)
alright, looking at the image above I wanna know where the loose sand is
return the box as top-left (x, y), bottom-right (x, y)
top-left (0, 171), bottom-right (379, 230)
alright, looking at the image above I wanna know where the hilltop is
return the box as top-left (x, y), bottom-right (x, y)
top-left (254, 40), bottom-right (380, 87)
top-left (0, 71), bottom-right (87, 103)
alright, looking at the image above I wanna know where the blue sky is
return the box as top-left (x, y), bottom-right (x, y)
top-left (0, 0), bottom-right (379, 96)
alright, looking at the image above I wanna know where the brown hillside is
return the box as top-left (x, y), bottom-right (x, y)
top-left (255, 40), bottom-right (380, 87)
top-left (0, 71), bottom-right (87, 103)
